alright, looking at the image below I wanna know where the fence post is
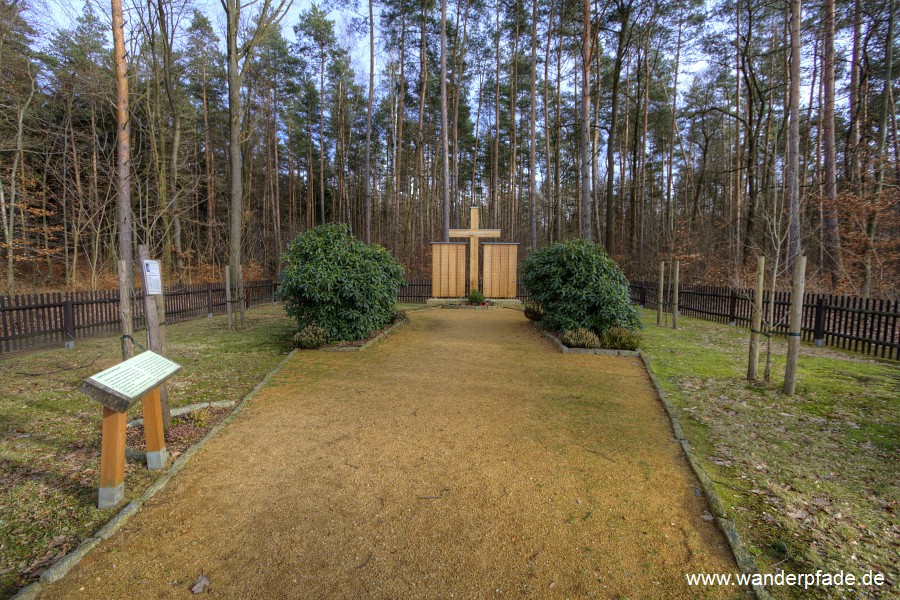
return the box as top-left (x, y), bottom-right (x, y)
top-left (207, 286), bottom-right (213, 318)
top-left (640, 283), bottom-right (647, 308)
top-left (728, 289), bottom-right (738, 326)
top-left (63, 298), bottom-right (76, 349)
top-left (813, 295), bottom-right (826, 347)
top-left (272, 280), bottom-right (278, 304)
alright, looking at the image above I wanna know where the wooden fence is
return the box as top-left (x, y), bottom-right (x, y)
top-left (4, 277), bottom-right (894, 360)
top-left (0, 281), bottom-right (277, 354)
top-left (630, 281), bottom-right (899, 360)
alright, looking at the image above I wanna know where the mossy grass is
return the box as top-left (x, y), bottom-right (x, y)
top-left (639, 309), bottom-right (898, 598)
top-left (0, 304), bottom-right (295, 598)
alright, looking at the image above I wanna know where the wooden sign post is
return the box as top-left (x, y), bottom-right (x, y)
top-left (138, 245), bottom-right (171, 429)
top-left (80, 351), bottom-right (181, 508)
top-left (449, 207), bottom-right (500, 293)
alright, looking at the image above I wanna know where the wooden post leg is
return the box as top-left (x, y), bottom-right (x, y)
top-left (469, 238), bottom-right (479, 293)
top-left (141, 387), bottom-right (168, 470)
top-left (99, 407), bottom-right (127, 509)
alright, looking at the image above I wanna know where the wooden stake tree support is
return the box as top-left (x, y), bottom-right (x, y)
top-left (747, 255), bottom-right (766, 381)
top-left (657, 261), bottom-right (665, 326)
top-left (80, 351), bottom-right (181, 508)
top-left (138, 245), bottom-right (171, 429)
top-left (784, 255), bottom-right (807, 395)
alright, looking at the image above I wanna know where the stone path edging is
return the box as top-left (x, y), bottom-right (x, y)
top-left (529, 318), bottom-right (771, 599)
top-left (638, 351), bottom-right (773, 600)
top-left (126, 400), bottom-right (236, 429)
top-left (319, 318), bottom-right (408, 352)
top-left (12, 349), bottom-right (299, 600)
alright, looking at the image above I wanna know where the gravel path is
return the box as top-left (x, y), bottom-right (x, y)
top-left (42, 309), bottom-right (742, 598)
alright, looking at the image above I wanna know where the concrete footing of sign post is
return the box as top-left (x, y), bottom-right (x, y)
top-left (145, 449), bottom-right (168, 471)
top-left (98, 484), bottom-right (124, 510)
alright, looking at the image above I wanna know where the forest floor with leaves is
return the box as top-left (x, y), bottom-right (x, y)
top-left (640, 310), bottom-right (899, 598)
top-left (37, 309), bottom-right (742, 599)
top-left (0, 304), bottom-right (296, 598)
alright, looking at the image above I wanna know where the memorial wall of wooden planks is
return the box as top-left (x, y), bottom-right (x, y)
top-left (431, 243), bottom-right (467, 298)
top-left (482, 243), bottom-right (518, 298)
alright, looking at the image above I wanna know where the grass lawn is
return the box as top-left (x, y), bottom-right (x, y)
top-left (639, 310), bottom-right (898, 598)
top-left (0, 304), bottom-right (296, 598)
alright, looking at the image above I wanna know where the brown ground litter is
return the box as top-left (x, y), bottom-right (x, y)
top-left (40, 309), bottom-right (744, 599)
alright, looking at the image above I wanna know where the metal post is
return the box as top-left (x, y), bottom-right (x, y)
top-left (813, 295), bottom-right (826, 347)
top-left (63, 299), bottom-right (76, 349)
top-left (728, 289), bottom-right (738, 326)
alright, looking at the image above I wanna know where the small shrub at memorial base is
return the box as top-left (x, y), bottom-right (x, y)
top-left (601, 327), bottom-right (642, 351)
top-left (560, 328), bottom-right (601, 349)
top-left (293, 324), bottom-right (328, 349)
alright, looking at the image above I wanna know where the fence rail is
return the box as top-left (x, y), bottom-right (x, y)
top-left (630, 281), bottom-right (899, 361)
top-left (0, 281), bottom-right (277, 354)
top-left (4, 277), bottom-right (895, 360)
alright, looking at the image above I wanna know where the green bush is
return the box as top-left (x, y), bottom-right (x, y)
top-left (523, 301), bottom-right (544, 321)
top-left (278, 224), bottom-right (405, 342)
top-left (293, 324), bottom-right (328, 349)
top-left (390, 309), bottom-right (407, 324)
top-left (521, 239), bottom-right (639, 335)
top-left (560, 328), bottom-right (601, 349)
top-left (468, 288), bottom-right (486, 304)
top-left (600, 326), bottom-right (642, 351)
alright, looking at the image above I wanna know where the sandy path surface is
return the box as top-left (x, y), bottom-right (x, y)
top-left (42, 309), bottom-right (742, 599)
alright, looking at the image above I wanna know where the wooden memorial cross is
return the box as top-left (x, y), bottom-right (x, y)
top-left (449, 207), bottom-right (500, 293)
top-left (80, 351), bottom-right (181, 508)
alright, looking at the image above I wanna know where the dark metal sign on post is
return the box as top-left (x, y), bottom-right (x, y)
top-left (80, 351), bottom-right (181, 509)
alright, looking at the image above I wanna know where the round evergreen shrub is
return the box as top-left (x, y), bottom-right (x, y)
top-left (278, 224), bottom-right (405, 342)
top-left (521, 239), bottom-right (639, 335)
top-left (560, 327), bottom-right (601, 349)
top-left (293, 324), bottom-right (328, 349)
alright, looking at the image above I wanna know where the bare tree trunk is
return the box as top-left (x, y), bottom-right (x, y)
top-left (202, 62), bottom-right (216, 262)
top-left (492, 0), bottom-right (500, 226)
top-left (580, 0), bottom-right (593, 240)
top-left (112, 0), bottom-right (134, 356)
top-left (666, 19), bottom-right (681, 250)
top-left (786, 0), bottom-right (802, 267)
top-left (414, 3), bottom-right (428, 250)
top-left (528, 0), bottom-right (538, 249)
top-left (508, 4), bottom-right (519, 236)
top-left (226, 3), bottom-right (245, 327)
top-left (822, 0), bottom-right (840, 290)
top-left (543, 0), bottom-right (555, 242)
top-left (440, 0), bottom-right (451, 241)
top-left (319, 53), bottom-right (326, 226)
top-left (606, 3), bottom-right (630, 253)
top-left (365, 0), bottom-right (374, 242)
